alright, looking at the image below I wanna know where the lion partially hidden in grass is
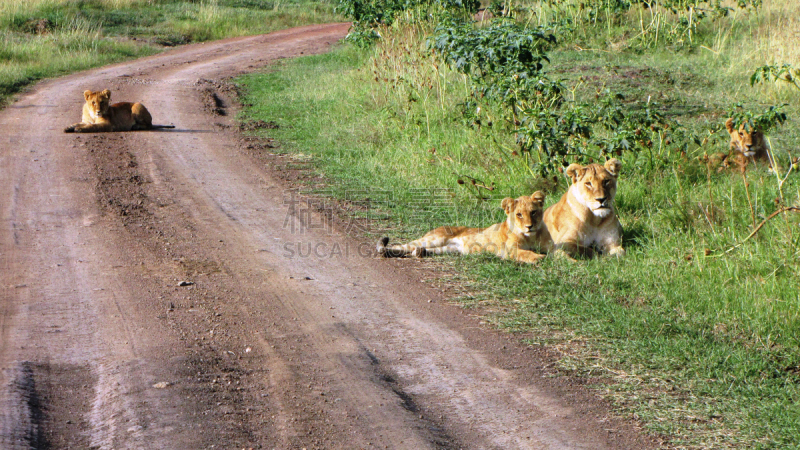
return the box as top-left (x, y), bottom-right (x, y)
top-left (64, 89), bottom-right (174, 133)
top-left (704, 119), bottom-right (775, 171)
top-left (378, 191), bottom-right (551, 264)
top-left (725, 117), bottom-right (770, 163)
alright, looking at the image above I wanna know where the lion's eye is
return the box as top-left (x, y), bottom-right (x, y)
top-left (739, 132), bottom-right (744, 137)
top-left (585, 182), bottom-right (592, 188)
top-left (516, 213), bottom-right (523, 218)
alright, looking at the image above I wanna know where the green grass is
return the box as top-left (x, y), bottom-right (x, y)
top-left (234, 6), bottom-right (800, 446)
top-left (6, 0), bottom-right (797, 447)
top-left (0, 0), bottom-right (340, 104)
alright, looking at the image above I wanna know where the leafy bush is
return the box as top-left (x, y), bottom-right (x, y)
top-left (429, 19), bottom-right (556, 79)
top-left (429, 18), bottom-right (561, 122)
top-left (428, 16), bottom-right (714, 176)
top-left (336, 0), bottom-right (479, 47)
top-left (516, 93), bottom-right (687, 175)
top-left (751, 63), bottom-right (800, 92)
top-left (727, 103), bottom-right (788, 134)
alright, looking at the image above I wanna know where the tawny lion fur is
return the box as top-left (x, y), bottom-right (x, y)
top-left (64, 89), bottom-right (172, 133)
top-left (543, 158), bottom-right (624, 258)
top-left (725, 118), bottom-right (771, 166)
top-left (378, 191), bottom-right (550, 264)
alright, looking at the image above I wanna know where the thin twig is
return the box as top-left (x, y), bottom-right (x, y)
top-left (699, 45), bottom-right (720, 55)
top-left (457, 173), bottom-right (496, 191)
top-left (720, 206), bottom-right (800, 255)
top-left (572, 45), bottom-right (613, 53)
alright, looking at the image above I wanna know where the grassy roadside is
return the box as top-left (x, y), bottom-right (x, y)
top-left (0, 0), bottom-right (339, 104)
top-left (234, 2), bottom-right (800, 447)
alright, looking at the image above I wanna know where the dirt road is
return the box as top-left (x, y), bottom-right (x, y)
top-left (0, 24), bottom-right (656, 449)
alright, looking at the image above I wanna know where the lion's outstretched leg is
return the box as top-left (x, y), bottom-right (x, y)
top-left (377, 237), bottom-right (431, 258)
top-left (64, 122), bottom-right (114, 133)
top-left (509, 247), bottom-right (545, 264)
top-left (376, 235), bottom-right (461, 258)
top-left (377, 237), bottom-right (415, 257)
top-left (375, 236), bottom-right (408, 258)
top-left (416, 242), bottom-right (463, 256)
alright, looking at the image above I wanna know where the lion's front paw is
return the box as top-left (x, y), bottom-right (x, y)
top-left (64, 125), bottom-right (76, 133)
top-left (553, 248), bottom-right (578, 262)
top-left (608, 246), bottom-right (625, 257)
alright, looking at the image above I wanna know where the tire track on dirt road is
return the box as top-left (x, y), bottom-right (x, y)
top-left (0, 23), bottom-right (658, 449)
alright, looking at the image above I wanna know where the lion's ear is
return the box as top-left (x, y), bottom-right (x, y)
top-left (530, 191), bottom-right (545, 207)
top-left (501, 197), bottom-right (515, 214)
top-left (725, 118), bottom-right (735, 133)
top-left (604, 158), bottom-right (621, 177)
top-left (101, 89), bottom-right (111, 100)
top-left (83, 90), bottom-right (92, 100)
top-left (565, 164), bottom-right (584, 184)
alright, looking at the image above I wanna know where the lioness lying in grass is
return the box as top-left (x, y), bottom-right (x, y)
top-left (378, 191), bottom-right (550, 264)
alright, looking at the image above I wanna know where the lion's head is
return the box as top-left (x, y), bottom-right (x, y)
top-left (84, 89), bottom-right (111, 119)
top-left (501, 191), bottom-right (546, 237)
top-left (565, 159), bottom-right (620, 219)
top-left (725, 118), bottom-right (764, 158)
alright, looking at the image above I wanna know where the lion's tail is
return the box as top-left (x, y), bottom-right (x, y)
top-left (377, 237), bottom-right (423, 258)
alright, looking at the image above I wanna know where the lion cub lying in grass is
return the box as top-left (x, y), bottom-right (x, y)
top-left (378, 191), bottom-right (551, 264)
top-left (703, 119), bottom-right (775, 171)
top-left (64, 89), bottom-right (175, 133)
top-left (543, 158), bottom-right (624, 258)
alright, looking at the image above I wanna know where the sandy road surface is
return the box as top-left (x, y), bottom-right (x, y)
top-left (0, 24), bottom-right (657, 449)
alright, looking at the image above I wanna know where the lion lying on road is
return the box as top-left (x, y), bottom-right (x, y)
top-left (378, 191), bottom-right (551, 264)
top-left (64, 89), bottom-right (174, 133)
top-left (543, 159), bottom-right (624, 258)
